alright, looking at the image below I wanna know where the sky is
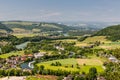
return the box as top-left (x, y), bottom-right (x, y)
top-left (0, 0), bottom-right (120, 22)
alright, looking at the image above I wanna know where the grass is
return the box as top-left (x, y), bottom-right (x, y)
top-left (0, 51), bottom-right (24, 58)
top-left (37, 58), bottom-right (104, 73)
top-left (96, 41), bottom-right (120, 49)
top-left (80, 65), bottom-right (104, 73)
top-left (3, 21), bottom-right (37, 25)
top-left (54, 39), bottom-right (89, 47)
top-left (77, 59), bottom-right (103, 65)
top-left (37, 58), bottom-right (79, 72)
top-left (83, 36), bottom-right (110, 43)
top-left (12, 33), bottom-right (38, 38)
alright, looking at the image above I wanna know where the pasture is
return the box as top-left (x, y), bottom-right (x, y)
top-left (54, 39), bottom-right (89, 47)
top-left (0, 51), bottom-right (24, 58)
top-left (96, 41), bottom-right (120, 49)
top-left (37, 58), bottom-right (104, 73)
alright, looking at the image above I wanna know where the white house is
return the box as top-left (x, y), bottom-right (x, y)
top-left (108, 56), bottom-right (118, 63)
top-left (55, 46), bottom-right (64, 50)
top-left (34, 52), bottom-right (45, 58)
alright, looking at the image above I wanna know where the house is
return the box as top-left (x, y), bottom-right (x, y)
top-left (63, 75), bottom-right (73, 80)
top-left (34, 52), bottom-right (45, 58)
top-left (27, 54), bottom-right (34, 58)
top-left (108, 56), bottom-right (118, 63)
top-left (97, 76), bottom-right (106, 80)
top-left (21, 56), bottom-right (27, 61)
top-left (55, 46), bottom-right (64, 50)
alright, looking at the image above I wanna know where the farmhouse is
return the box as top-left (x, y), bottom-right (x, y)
top-left (108, 56), bottom-right (118, 63)
top-left (55, 46), bottom-right (64, 50)
top-left (34, 52), bottom-right (45, 58)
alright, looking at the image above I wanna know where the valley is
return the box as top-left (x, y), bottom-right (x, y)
top-left (0, 21), bottom-right (120, 80)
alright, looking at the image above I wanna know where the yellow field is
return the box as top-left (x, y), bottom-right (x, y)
top-left (77, 59), bottom-right (103, 65)
top-left (12, 33), bottom-right (38, 38)
top-left (12, 28), bottom-right (31, 33)
top-left (0, 29), bottom-right (7, 33)
top-left (83, 36), bottom-right (110, 43)
top-left (54, 39), bottom-right (89, 47)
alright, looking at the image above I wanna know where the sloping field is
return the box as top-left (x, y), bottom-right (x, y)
top-left (37, 58), bottom-right (104, 73)
top-left (0, 51), bottom-right (24, 58)
top-left (83, 36), bottom-right (110, 43)
top-left (77, 59), bottom-right (103, 65)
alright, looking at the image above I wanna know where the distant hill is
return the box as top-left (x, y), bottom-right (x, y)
top-left (2, 21), bottom-right (76, 32)
top-left (94, 25), bottom-right (120, 41)
top-left (0, 22), bottom-right (13, 33)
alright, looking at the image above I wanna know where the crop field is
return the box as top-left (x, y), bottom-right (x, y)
top-left (12, 33), bottom-right (38, 38)
top-left (37, 58), bottom-right (104, 73)
top-left (77, 59), bottom-right (103, 65)
top-left (96, 42), bottom-right (120, 49)
top-left (54, 39), bottom-right (89, 47)
top-left (0, 51), bottom-right (24, 58)
top-left (83, 36), bottom-right (110, 43)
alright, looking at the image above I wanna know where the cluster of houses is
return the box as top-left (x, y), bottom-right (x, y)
top-left (5, 54), bottom-right (33, 69)
top-left (62, 75), bottom-right (106, 80)
top-left (1, 52), bottom-right (45, 69)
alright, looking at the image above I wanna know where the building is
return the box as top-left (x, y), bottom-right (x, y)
top-left (108, 56), bottom-right (118, 63)
top-left (34, 52), bottom-right (45, 58)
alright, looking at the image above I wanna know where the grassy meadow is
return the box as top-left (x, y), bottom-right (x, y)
top-left (0, 51), bottom-right (24, 58)
top-left (37, 58), bottom-right (104, 73)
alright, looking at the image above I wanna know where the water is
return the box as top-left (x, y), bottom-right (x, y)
top-left (16, 41), bottom-right (30, 50)
top-left (20, 61), bottom-right (35, 69)
top-left (20, 62), bottom-right (31, 69)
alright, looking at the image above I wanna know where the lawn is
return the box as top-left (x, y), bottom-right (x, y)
top-left (37, 58), bottom-right (104, 73)
top-left (0, 51), bottom-right (24, 58)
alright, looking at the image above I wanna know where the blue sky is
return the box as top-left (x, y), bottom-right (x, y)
top-left (0, 0), bottom-right (120, 22)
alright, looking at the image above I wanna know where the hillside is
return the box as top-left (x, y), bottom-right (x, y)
top-left (2, 21), bottom-right (76, 32)
top-left (94, 25), bottom-right (120, 41)
top-left (0, 22), bottom-right (13, 33)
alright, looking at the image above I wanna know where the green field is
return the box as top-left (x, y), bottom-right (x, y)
top-left (0, 51), bottom-right (24, 58)
top-left (37, 58), bottom-right (104, 73)
top-left (83, 36), bottom-right (110, 43)
top-left (12, 33), bottom-right (38, 38)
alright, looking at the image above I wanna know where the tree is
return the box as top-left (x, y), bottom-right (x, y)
top-left (87, 67), bottom-right (97, 80)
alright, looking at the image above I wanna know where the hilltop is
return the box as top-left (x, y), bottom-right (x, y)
top-left (0, 22), bottom-right (13, 33)
top-left (94, 25), bottom-right (120, 41)
top-left (2, 21), bottom-right (76, 32)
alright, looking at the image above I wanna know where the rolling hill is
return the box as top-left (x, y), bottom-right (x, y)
top-left (2, 21), bottom-right (76, 33)
top-left (0, 22), bottom-right (13, 33)
top-left (94, 25), bottom-right (120, 41)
